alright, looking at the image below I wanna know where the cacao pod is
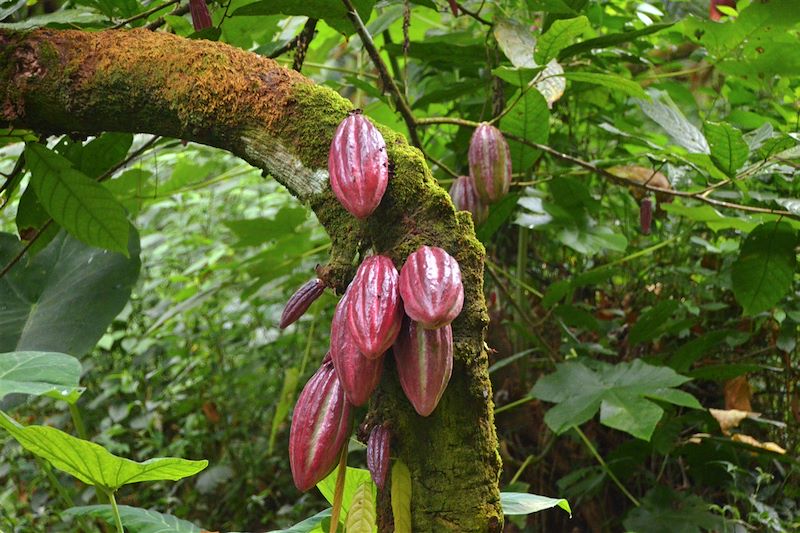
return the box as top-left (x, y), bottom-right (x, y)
top-left (468, 122), bottom-right (512, 204)
top-left (330, 293), bottom-right (383, 406)
top-left (280, 278), bottom-right (325, 329)
top-left (366, 424), bottom-right (391, 490)
top-left (710, 0), bottom-right (736, 21)
top-left (640, 198), bottom-right (653, 235)
top-left (347, 255), bottom-right (403, 358)
top-left (449, 175), bottom-right (488, 224)
top-left (289, 360), bottom-right (352, 492)
top-left (189, 0), bottom-right (213, 31)
top-left (328, 112), bottom-right (389, 219)
top-left (393, 317), bottom-right (453, 417)
top-left (399, 245), bottom-right (464, 329)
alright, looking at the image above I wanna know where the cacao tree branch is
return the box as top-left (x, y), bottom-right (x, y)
top-left (0, 28), bottom-right (502, 532)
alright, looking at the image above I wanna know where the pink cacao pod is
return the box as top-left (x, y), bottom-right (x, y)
top-left (189, 0), bottom-right (213, 31)
top-left (289, 360), bottom-right (352, 492)
top-left (640, 198), bottom-right (653, 235)
top-left (366, 424), bottom-right (391, 490)
top-left (468, 122), bottom-right (512, 204)
top-left (328, 112), bottom-right (389, 219)
top-left (449, 175), bottom-right (488, 224)
top-left (330, 293), bottom-right (384, 406)
top-left (399, 245), bottom-right (464, 329)
top-left (393, 317), bottom-right (453, 417)
top-left (347, 255), bottom-right (403, 358)
top-left (280, 278), bottom-right (325, 329)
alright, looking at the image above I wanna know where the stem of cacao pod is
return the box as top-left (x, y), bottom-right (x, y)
top-left (329, 445), bottom-right (348, 533)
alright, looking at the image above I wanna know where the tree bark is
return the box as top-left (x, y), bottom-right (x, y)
top-left (0, 28), bottom-right (503, 532)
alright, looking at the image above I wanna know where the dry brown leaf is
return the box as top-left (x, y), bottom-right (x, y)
top-left (709, 408), bottom-right (749, 435)
top-left (731, 434), bottom-right (787, 454)
top-left (724, 376), bottom-right (752, 411)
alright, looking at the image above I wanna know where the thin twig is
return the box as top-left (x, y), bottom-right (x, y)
top-left (420, 148), bottom-right (459, 180)
top-left (145, 3), bottom-right (190, 31)
top-left (575, 426), bottom-right (641, 507)
top-left (455, 1), bottom-right (492, 26)
top-left (113, 0), bottom-right (180, 28)
top-left (292, 18), bottom-right (318, 71)
top-left (0, 219), bottom-right (52, 278)
top-left (340, 0), bottom-right (421, 147)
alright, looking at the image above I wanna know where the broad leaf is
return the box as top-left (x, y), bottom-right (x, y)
top-left (501, 88), bottom-right (550, 172)
top-left (535, 16), bottom-right (589, 64)
top-left (731, 221), bottom-right (797, 315)
top-left (500, 492), bottom-right (571, 516)
top-left (494, 17), bottom-right (537, 68)
top-left (0, 412), bottom-right (207, 490)
top-left (266, 509), bottom-right (333, 533)
top-left (0, 351), bottom-right (83, 404)
top-left (562, 71), bottom-right (647, 100)
top-left (628, 300), bottom-right (680, 345)
top-left (637, 91), bottom-right (710, 154)
top-left (532, 360), bottom-right (701, 440)
top-left (65, 505), bottom-right (201, 533)
top-left (559, 22), bottom-right (673, 59)
top-left (317, 466), bottom-right (373, 519)
top-left (26, 143), bottom-right (130, 255)
top-left (231, 0), bottom-right (375, 36)
top-left (623, 486), bottom-right (723, 533)
top-left (391, 460), bottom-right (412, 533)
top-left (345, 482), bottom-right (377, 533)
top-left (0, 230), bottom-right (140, 355)
top-left (703, 122), bottom-right (749, 177)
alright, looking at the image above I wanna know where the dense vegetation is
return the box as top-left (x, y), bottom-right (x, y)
top-left (0, 0), bottom-right (798, 531)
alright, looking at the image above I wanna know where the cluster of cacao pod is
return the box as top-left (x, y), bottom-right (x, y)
top-left (449, 123), bottom-right (512, 225)
top-left (284, 112), bottom-right (466, 492)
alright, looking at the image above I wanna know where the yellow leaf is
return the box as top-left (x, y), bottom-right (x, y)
top-left (391, 460), bottom-right (412, 533)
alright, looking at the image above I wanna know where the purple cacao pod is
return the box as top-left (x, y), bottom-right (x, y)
top-left (393, 317), bottom-right (453, 417)
top-left (328, 112), bottom-right (389, 219)
top-left (189, 0), bottom-right (213, 31)
top-left (289, 360), bottom-right (352, 492)
top-left (640, 198), bottom-right (653, 235)
top-left (330, 293), bottom-right (384, 406)
top-left (468, 122), bottom-right (512, 204)
top-left (347, 255), bottom-right (403, 358)
top-left (280, 278), bottom-right (325, 329)
top-left (399, 246), bottom-right (464, 329)
top-left (449, 175), bottom-right (488, 224)
top-left (366, 424), bottom-right (391, 490)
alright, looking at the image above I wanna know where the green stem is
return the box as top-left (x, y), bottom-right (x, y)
top-left (515, 226), bottom-right (529, 354)
top-left (105, 490), bottom-right (124, 533)
top-left (574, 426), bottom-right (640, 507)
top-left (299, 318), bottom-right (316, 376)
top-left (69, 403), bottom-right (88, 441)
top-left (494, 395), bottom-right (535, 415)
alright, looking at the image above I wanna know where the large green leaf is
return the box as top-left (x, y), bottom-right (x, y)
top-left (637, 91), bottom-right (709, 154)
top-left (390, 460), bottom-right (412, 533)
top-left (559, 22), bottom-right (674, 59)
top-left (0, 229), bottom-right (140, 355)
top-left (532, 360), bottom-right (701, 440)
top-left (0, 412), bottom-right (207, 490)
top-left (623, 486), bottom-right (723, 533)
top-left (500, 492), bottom-right (571, 516)
top-left (562, 71), bottom-right (647, 100)
top-left (0, 351), bottom-right (83, 404)
top-left (231, 0), bottom-right (375, 36)
top-left (317, 466), bottom-right (373, 520)
top-left (731, 221), bottom-right (797, 315)
top-left (344, 482), bottom-right (377, 533)
top-left (703, 122), bottom-right (749, 177)
top-left (501, 88), bottom-right (550, 172)
top-left (26, 143), bottom-right (130, 255)
top-left (266, 509), bottom-right (332, 533)
top-left (629, 300), bottom-right (680, 345)
top-left (65, 505), bottom-right (202, 533)
top-left (494, 17), bottom-right (537, 68)
top-left (535, 16), bottom-right (589, 64)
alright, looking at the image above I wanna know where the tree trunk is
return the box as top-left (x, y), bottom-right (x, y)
top-left (0, 28), bottom-right (503, 532)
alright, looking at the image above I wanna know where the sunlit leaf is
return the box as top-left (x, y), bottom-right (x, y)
top-left (65, 505), bottom-right (202, 533)
top-left (500, 492), bottom-right (571, 516)
top-left (0, 351), bottom-right (83, 404)
top-left (391, 460), bottom-right (412, 533)
top-left (535, 16), bottom-right (589, 64)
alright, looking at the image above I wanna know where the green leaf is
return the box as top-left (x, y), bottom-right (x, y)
top-left (0, 230), bottom-right (140, 355)
top-left (25, 143), bottom-right (130, 255)
top-left (231, 0), bottom-right (375, 36)
top-left (224, 205), bottom-right (308, 247)
top-left (731, 221), bottom-right (797, 315)
top-left (535, 16), bottom-right (589, 65)
top-left (345, 482), bottom-right (377, 533)
top-left (477, 193), bottom-right (521, 243)
top-left (501, 88), bottom-right (550, 172)
top-left (0, 7), bottom-right (105, 29)
top-left (637, 91), bottom-right (709, 154)
top-left (562, 71), bottom-right (647, 100)
top-left (628, 300), bottom-right (680, 345)
top-left (500, 492), bottom-right (571, 516)
top-left (268, 367), bottom-right (300, 454)
top-left (0, 412), bottom-right (207, 490)
top-left (623, 486), bottom-right (723, 533)
top-left (526, 0), bottom-right (577, 14)
top-left (559, 22), bottom-right (673, 59)
top-left (391, 460), bottom-right (412, 533)
top-left (65, 505), bottom-right (202, 533)
top-left (661, 203), bottom-right (758, 233)
top-left (0, 351), bottom-right (83, 404)
top-left (532, 360), bottom-right (701, 440)
top-left (15, 182), bottom-right (59, 256)
top-left (317, 466), bottom-right (373, 519)
top-left (491, 66), bottom-right (543, 87)
top-left (266, 509), bottom-right (333, 533)
top-left (703, 122), bottom-right (749, 177)
top-left (62, 133), bottom-right (134, 180)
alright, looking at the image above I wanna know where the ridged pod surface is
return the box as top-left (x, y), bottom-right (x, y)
top-left (393, 318), bottom-right (453, 417)
top-left (640, 198), bottom-right (653, 235)
top-left (449, 175), bottom-right (488, 224)
top-left (330, 293), bottom-right (384, 406)
top-left (468, 122), bottom-right (512, 204)
top-left (289, 360), bottom-right (352, 492)
top-left (347, 255), bottom-right (403, 358)
top-left (280, 278), bottom-right (325, 329)
top-left (189, 0), bottom-right (212, 30)
top-left (399, 246), bottom-right (464, 329)
top-left (366, 424), bottom-right (391, 490)
top-left (328, 112), bottom-right (389, 219)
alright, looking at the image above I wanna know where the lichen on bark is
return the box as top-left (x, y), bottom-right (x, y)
top-left (0, 27), bottom-right (502, 532)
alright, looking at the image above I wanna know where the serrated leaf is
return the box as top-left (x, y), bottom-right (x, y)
top-left (0, 351), bottom-right (83, 404)
top-left (345, 482), bottom-right (377, 533)
top-left (0, 412), bottom-right (207, 489)
top-left (391, 460), bottom-right (412, 533)
top-left (703, 122), bottom-right (749, 177)
top-left (637, 91), bottom-right (710, 154)
top-left (25, 143), bottom-right (130, 255)
top-left (65, 505), bottom-right (201, 533)
top-left (532, 360), bottom-right (701, 440)
top-left (500, 492), bottom-right (571, 516)
top-left (501, 88), bottom-right (550, 172)
top-left (731, 221), bottom-right (797, 316)
top-left (494, 17), bottom-right (537, 68)
top-left (562, 71), bottom-right (647, 99)
top-left (535, 16), bottom-right (589, 64)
